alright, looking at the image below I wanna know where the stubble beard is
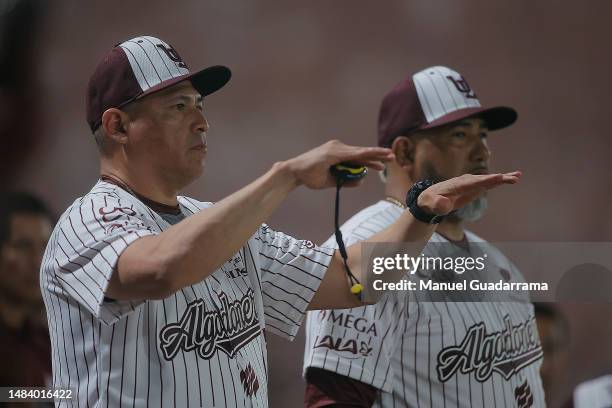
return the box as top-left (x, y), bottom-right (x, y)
top-left (419, 162), bottom-right (488, 223)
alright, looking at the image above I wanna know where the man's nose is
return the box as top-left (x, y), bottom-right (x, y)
top-left (193, 109), bottom-right (209, 134)
top-left (471, 137), bottom-right (491, 163)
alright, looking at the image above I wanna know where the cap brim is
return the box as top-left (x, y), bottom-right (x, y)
top-left (136, 65), bottom-right (232, 101)
top-left (421, 106), bottom-right (517, 132)
top-left (189, 65), bottom-right (232, 96)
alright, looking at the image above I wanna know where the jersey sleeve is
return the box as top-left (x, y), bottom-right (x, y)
top-left (304, 204), bottom-right (408, 391)
top-left (303, 292), bottom-right (408, 392)
top-left (50, 194), bottom-right (156, 325)
top-left (250, 224), bottom-right (335, 340)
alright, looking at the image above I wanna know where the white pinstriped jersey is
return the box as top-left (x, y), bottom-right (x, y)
top-left (41, 180), bottom-right (334, 407)
top-left (304, 200), bottom-right (545, 407)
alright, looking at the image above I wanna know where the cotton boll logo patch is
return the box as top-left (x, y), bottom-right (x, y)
top-left (98, 206), bottom-right (136, 222)
top-left (515, 380), bottom-right (534, 408)
top-left (240, 364), bottom-right (260, 397)
top-left (97, 205), bottom-right (151, 234)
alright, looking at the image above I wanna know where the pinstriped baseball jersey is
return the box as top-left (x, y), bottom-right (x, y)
top-left (304, 200), bottom-right (546, 407)
top-left (41, 180), bottom-right (334, 407)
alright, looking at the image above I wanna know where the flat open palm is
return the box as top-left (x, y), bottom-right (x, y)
top-left (418, 172), bottom-right (522, 216)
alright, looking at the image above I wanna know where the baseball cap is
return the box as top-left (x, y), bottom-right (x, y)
top-left (377, 66), bottom-right (517, 147)
top-left (86, 35), bottom-right (231, 132)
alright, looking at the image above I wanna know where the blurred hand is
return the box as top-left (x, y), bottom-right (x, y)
top-left (285, 140), bottom-right (394, 189)
top-left (417, 171), bottom-right (522, 215)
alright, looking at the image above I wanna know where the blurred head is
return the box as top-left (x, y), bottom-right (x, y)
top-left (533, 303), bottom-right (570, 404)
top-left (86, 35), bottom-right (231, 189)
top-left (378, 66), bottom-right (517, 222)
top-left (0, 192), bottom-right (54, 304)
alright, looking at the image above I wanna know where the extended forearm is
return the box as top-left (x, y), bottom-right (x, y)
top-left (113, 161), bottom-right (298, 299)
top-left (159, 161), bottom-right (298, 288)
top-left (112, 141), bottom-right (395, 301)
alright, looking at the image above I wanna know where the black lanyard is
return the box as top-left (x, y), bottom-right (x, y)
top-left (334, 177), bottom-right (363, 299)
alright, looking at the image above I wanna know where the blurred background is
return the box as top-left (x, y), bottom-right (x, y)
top-left (1, 0), bottom-right (611, 406)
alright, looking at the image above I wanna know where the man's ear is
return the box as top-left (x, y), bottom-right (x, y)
top-left (101, 108), bottom-right (130, 145)
top-left (391, 136), bottom-right (416, 168)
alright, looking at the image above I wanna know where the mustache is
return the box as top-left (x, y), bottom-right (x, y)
top-left (470, 165), bottom-right (489, 174)
top-left (420, 163), bottom-right (490, 182)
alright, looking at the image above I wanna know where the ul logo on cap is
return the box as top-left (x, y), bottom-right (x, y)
top-left (156, 43), bottom-right (188, 69)
top-left (446, 75), bottom-right (477, 99)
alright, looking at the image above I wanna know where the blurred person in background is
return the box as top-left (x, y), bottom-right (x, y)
top-left (562, 374), bottom-right (612, 408)
top-left (534, 303), bottom-right (570, 406)
top-left (0, 0), bottom-right (46, 188)
top-left (0, 192), bottom-right (54, 387)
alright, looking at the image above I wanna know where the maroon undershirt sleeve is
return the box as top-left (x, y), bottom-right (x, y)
top-left (304, 367), bottom-right (379, 408)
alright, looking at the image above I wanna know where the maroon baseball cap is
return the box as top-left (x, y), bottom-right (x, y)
top-left (377, 66), bottom-right (517, 147)
top-left (86, 35), bottom-right (231, 132)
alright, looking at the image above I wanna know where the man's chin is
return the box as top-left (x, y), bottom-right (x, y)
top-left (189, 164), bottom-right (205, 182)
top-left (175, 163), bottom-right (205, 190)
top-left (448, 196), bottom-right (488, 223)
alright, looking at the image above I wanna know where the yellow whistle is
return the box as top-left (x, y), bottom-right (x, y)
top-left (350, 283), bottom-right (364, 295)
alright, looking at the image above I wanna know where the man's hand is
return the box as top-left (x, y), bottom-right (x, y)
top-left (417, 171), bottom-right (522, 215)
top-left (285, 140), bottom-right (394, 189)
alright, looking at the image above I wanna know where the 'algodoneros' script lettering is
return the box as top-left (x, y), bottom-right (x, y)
top-left (159, 289), bottom-right (260, 360)
top-left (436, 315), bottom-right (542, 382)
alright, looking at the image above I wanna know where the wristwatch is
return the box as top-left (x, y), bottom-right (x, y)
top-left (406, 180), bottom-right (445, 224)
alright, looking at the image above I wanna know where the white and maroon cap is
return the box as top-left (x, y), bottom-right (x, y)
top-left (377, 66), bottom-right (517, 146)
top-left (86, 35), bottom-right (231, 132)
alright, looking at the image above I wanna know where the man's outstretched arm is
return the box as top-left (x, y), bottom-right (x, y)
top-left (107, 140), bottom-right (393, 300)
top-left (309, 172), bottom-right (521, 310)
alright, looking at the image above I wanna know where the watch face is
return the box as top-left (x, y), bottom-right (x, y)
top-left (407, 180), bottom-right (434, 205)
